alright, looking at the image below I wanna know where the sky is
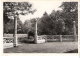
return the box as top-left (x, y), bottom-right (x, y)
top-left (19, 1), bottom-right (63, 23)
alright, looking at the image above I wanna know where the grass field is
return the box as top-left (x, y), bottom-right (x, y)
top-left (4, 42), bottom-right (78, 53)
top-left (3, 34), bottom-right (78, 53)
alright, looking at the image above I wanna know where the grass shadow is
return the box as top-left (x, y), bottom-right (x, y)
top-left (64, 49), bottom-right (78, 53)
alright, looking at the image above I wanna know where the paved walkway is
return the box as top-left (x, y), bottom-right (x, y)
top-left (4, 42), bottom-right (78, 53)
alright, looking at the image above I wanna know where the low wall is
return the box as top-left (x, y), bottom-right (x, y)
top-left (3, 34), bottom-right (27, 43)
top-left (3, 34), bottom-right (28, 38)
top-left (38, 35), bottom-right (78, 42)
top-left (3, 34), bottom-right (78, 44)
top-left (3, 37), bottom-right (14, 43)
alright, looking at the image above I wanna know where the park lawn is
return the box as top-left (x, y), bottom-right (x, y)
top-left (65, 49), bottom-right (78, 53)
top-left (4, 42), bottom-right (78, 53)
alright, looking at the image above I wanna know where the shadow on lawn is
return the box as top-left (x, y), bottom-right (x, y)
top-left (64, 49), bottom-right (78, 53)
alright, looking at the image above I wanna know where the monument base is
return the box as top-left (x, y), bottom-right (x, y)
top-left (36, 39), bottom-right (45, 43)
top-left (35, 36), bottom-right (46, 43)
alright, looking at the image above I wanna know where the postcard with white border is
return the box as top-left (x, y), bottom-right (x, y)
top-left (0, 0), bottom-right (80, 57)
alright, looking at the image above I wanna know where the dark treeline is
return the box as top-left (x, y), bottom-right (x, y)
top-left (38, 2), bottom-right (78, 35)
top-left (4, 2), bottom-right (78, 35)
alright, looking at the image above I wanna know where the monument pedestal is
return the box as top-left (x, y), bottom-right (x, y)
top-left (36, 36), bottom-right (45, 43)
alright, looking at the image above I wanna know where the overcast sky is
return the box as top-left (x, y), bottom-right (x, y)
top-left (19, 1), bottom-right (63, 23)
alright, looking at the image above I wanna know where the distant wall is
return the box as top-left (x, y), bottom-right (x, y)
top-left (3, 34), bottom-right (78, 44)
top-left (38, 35), bottom-right (78, 42)
top-left (3, 34), bottom-right (28, 38)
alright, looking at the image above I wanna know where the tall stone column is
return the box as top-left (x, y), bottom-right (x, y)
top-left (34, 18), bottom-right (38, 43)
top-left (60, 35), bottom-right (62, 42)
top-left (73, 21), bottom-right (77, 41)
top-left (13, 14), bottom-right (18, 47)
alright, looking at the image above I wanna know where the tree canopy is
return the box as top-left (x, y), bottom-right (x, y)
top-left (3, 2), bottom-right (36, 33)
top-left (3, 2), bottom-right (36, 23)
top-left (37, 2), bottom-right (78, 35)
top-left (4, 2), bottom-right (78, 35)
top-left (60, 2), bottom-right (78, 35)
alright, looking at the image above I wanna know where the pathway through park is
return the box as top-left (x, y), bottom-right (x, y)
top-left (4, 42), bottom-right (78, 53)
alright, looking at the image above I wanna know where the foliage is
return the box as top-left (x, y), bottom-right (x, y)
top-left (60, 2), bottom-right (78, 35)
top-left (4, 19), bottom-right (14, 33)
top-left (37, 2), bottom-right (78, 35)
top-left (3, 2), bottom-right (36, 34)
top-left (3, 2), bottom-right (78, 35)
top-left (23, 18), bottom-right (36, 33)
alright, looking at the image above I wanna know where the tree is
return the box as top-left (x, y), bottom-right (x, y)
top-left (4, 19), bottom-right (14, 33)
top-left (17, 18), bottom-right (24, 34)
top-left (3, 2), bottom-right (36, 46)
top-left (37, 2), bottom-right (78, 35)
top-left (37, 12), bottom-right (58, 35)
top-left (59, 2), bottom-right (78, 35)
top-left (3, 2), bottom-right (36, 33)
top-left (50, 10), bottom-right (65, 35)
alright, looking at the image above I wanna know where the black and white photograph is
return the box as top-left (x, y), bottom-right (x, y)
top-left (3, 0), bottom-right (78, 53)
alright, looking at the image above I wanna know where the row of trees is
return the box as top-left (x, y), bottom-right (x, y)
top-left (4, 18), bottom-right (36, 34)
top-left (37, 2), bottom-right (78, 35)
top-left (4, 2), bottom-right (78, 35)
